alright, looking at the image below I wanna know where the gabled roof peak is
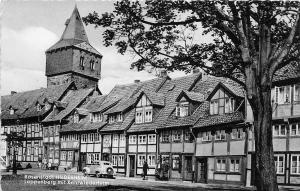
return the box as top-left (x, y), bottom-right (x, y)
top-left (60, 6), bottom-right (89, 42)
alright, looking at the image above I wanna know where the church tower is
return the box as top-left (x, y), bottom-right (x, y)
top-left (45, 6), bottom-right (102, 89)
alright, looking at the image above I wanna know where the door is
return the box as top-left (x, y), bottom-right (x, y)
top-left (183, 156), bottom-right (193, 181)
top-left (79, 153), bottom-right (86, 171)
top-left (129, 155), bottom-right (135, 177)
top-left (197, 158), bottom-right (207, 183)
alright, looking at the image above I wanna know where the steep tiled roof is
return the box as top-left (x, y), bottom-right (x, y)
top-left (1, 82), bottom-right (72, 120)
top-left (61, 117), bottom-right (107, 132)
top-left (143, 91), bottom-right (165, 106)
top-left (82, 95), bottom-right (107, 112)
top-left (43, 88), bottom-right (94, 122)
top-left (101, 109), bottom-right (135, 132)
top-left (273, 63), bottom-right (300, 82)
top-left (177, 90), bottom-right (205, 102)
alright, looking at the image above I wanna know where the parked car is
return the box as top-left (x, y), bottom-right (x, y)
top-left (82, 161), bottom-right (115, 178)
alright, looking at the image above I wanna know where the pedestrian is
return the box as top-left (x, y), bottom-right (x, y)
top-left (47, 162), bottom-right (51, 170)
top-left (42, 158), bottom-right (47, 170)
top-left (142, 161), bottom-right (149, 180)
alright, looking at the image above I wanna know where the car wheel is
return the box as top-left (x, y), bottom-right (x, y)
top-left (96, 171), bottom-right (101, 178)
top-left (106, 167), bottom-right (114, 177)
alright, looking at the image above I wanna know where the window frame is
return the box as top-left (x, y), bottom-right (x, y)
top-left (138, 135), bottom-right (147, 144)
top-left (291, 155), bottom-right (300, 175)
top-left (274, 155), bottom-right (285, 174)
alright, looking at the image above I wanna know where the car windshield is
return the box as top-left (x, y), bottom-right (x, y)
top-left (103, 162), bottom-right (110, 165)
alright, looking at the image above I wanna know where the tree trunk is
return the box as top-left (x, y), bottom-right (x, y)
top-left (12, 147), bottom-right (17, 175)
top-left (252, 86), bottom-right (278, 191)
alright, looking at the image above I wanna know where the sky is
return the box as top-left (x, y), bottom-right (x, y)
top-left (0, 0), bottom-right (211, 96)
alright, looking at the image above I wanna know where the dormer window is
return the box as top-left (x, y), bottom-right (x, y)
top-left (90, 60), bottom-right (95, 71)
top-left (135, 95), bottom-right (153, 124)
top-left (275, 86), bottom-right (291, 104)
top-left (209, 88), bottom-right (235, 115)
top-left (176, 102), bottom-right (189, 117)
top-left (9, 108), bottom-right (14, 115)
top-left (45, 102), bottom-right (51, 111)
top-left (80, 56), bottom-right (84, 70)
top-left (74, 113), bottom-right (79, 123)
top-left (117, 113), bottom-right (123, 122)
top-left (109, 115), bottom-right (116, 123)
top-left (37, 104), bottom-right (42, 112)
top-left (91, 112), bottom-right (102, 122)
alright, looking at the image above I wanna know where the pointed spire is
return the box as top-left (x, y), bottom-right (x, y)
top-left (60, 6), bottom-right (89, 42)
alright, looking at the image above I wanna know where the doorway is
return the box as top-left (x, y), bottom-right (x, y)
top-left (129, 155), bottom-right (135, 177)
top-left (197, 158), bottom-right (207, 183)
top-left (183, 155), bottom-right (193, 181)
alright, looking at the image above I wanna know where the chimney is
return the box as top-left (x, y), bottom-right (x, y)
top-left (134, 80), bottom-right (140, 83)
top-left (65, 18), bottom-right (70, 26)
top-left (193, 68), bottom-right (200, 74)
top-left (11, 91), bottom-right (17, 95)
top-left (201, 72), bottom-right (208, 81)
top-left (159, 70), bottom-right (168, 78)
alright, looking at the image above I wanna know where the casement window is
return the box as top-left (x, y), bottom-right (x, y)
top-left (74, 114), bottom-right (79, 123)
top-left (162, 155), bottom-right (170, 164)
top-left (148, 134), bottom-right (156, 144)
top-left (294, 84), bottom-right (300, 102)
top-left (90, 60), bottom-right (95, 71)
top-left (274, 155), bottom-right (285, 174)
top-left (209, 88), bottom-right (235, 115)
top-left (290, 123), bottom-right (300, 136)
top-left (80, 56), bottom-right (84, 69)
top-left (92, 112), bottom-right (102, 122)
top-left (118, 155), bottom-right (124, 166)
top-left (108, 115), bottom-right (116, 123)
top-left (172, 155), bottom-right (180, 170)
top-left (148, 155), bottom-right (156, 167)
top-left (138, 155), bottom-right (146, 167)
top-left (172, 130), bottom-right (182, 142)
top-left (291, 155), bottom-right (300, 174)
top-left (81, 134), bottom-right (87, 143)
top-left (94, 153), bottom-right (100, 161)
top-left (67, 151), bottom-right (73, 161)
top-left (216, 159), bottom-right (226, 172)
top-left (275, 86), bottom-right (291, 104)
top-left (117, 113), bottom-right (123, 122)
top-left (9, 108), bottom-right (14, 115)
top-left (201, 131), bottom-right (212, 141)
top-left (273, 125), bottom-right (287, 136)
top-left (231, 128), bottom-right (244, 140)
top-left (112, 155), bottom-right (118, 166)
top-left (230, 159), bottom-right (240, 172)
top-left (61, 151), bottom-right (66, 160)
top-left (112, 134), bottom-right (119, 147)
top-left (88, 133), bottom-right (94, 142)
top-left (94, 133), bottom-right (101, 142)
top-left (129, 135), bottom-right (137, 144)
top-left (145, 109), bottom-right (152, 122)
top-left (119, 134), bottom-right (125, 147)
top-left (176, 102), bottom-right (189, 117)
top-left (215, 130), bottom-right (226, 141)
top-left (37, 104), bottom-right (41, 112)
top-left (135, 95), bottom-right (153, 123)
top-left (138, 135), bottom-right (147, 144)
top-left (161, 131), bottom-right (170, 143)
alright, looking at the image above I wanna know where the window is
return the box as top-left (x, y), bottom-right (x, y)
top-left (135, 109), bottom-right (143, 124)
top-left (80, 56), bottom-right (84, 69)
top-left (90, 60), bottom-right (95, 71)
top-left (184, 129), bottom-right (192, 142)
top-left (230, 159), bottom-right (240, 172)
top-left (68, 151), bottom-right (73, 161)
top-left (94, 133), bottom-right (101, 142)
top-left (294, 84), bottom-right (300, 102)
top-left (129, 135), bottom-right (137, 144)
top-left (138, 135), bottom-right (147, 144)
top-left (74, 114), bottom-right (79, 123)
top-left (216, 159), bottom-right (226, 172)
top-left (176, 102), bottom-right (189, 117)
top-left (92, 112), bottom-right (102, 122)
top-left (209, 88), bottom-right (235, 115)
top-left (161, 131), bottom-right (170, 143)
top-left (118, 155), bottom-right (124, 166)
top-left (215, 130), bottom-right (226, 141)
top-left (201, 131), bottom-right (211, 141)
top-left (119, 134), bottom-right (125, 147)
top-left (274, 155), bottom-right (284, 174)
top-left (138, 155), bottom-right (146, 167)
top-left (103, 135), bottom-right (111, 147)
top-left (81, 134), bottom-right (87, 143)
top-left (273, 125), bottom-right (286, 136)
top-left (45, 103), bottom-right (51, 111)
top-left (109, 115), bottom-right (116, 123)
top-left (88, 133), bottom-right (94, 142)
top-left (275, 86), bottom-right (291, 104)
top-left (148, 134), bottom-right (156, 144)
top-left (231, 128), bottom-right (244, 140)
top-left (112, 155), bottom-right (118, 166)
top-left (117, 113), bottom-right (123, 122)
top-left (172, 130), bottom-right (181, 142)
top-left (148, 155), bottom-right (156, 167)
top-left (291, 155), bottom-right (300, 174)
top-left (172, 155), bottom-right (180, 170)
top-left (290, 123), bottom-right (300, 136)
top-left (37, 104), bottom-right (41, 112)
top-left (145, 109), bottom-right (152, 122)
top-left (112, 134), bottom-right (119, 147)
top-left (9, 108), bottom-right (14, 115)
